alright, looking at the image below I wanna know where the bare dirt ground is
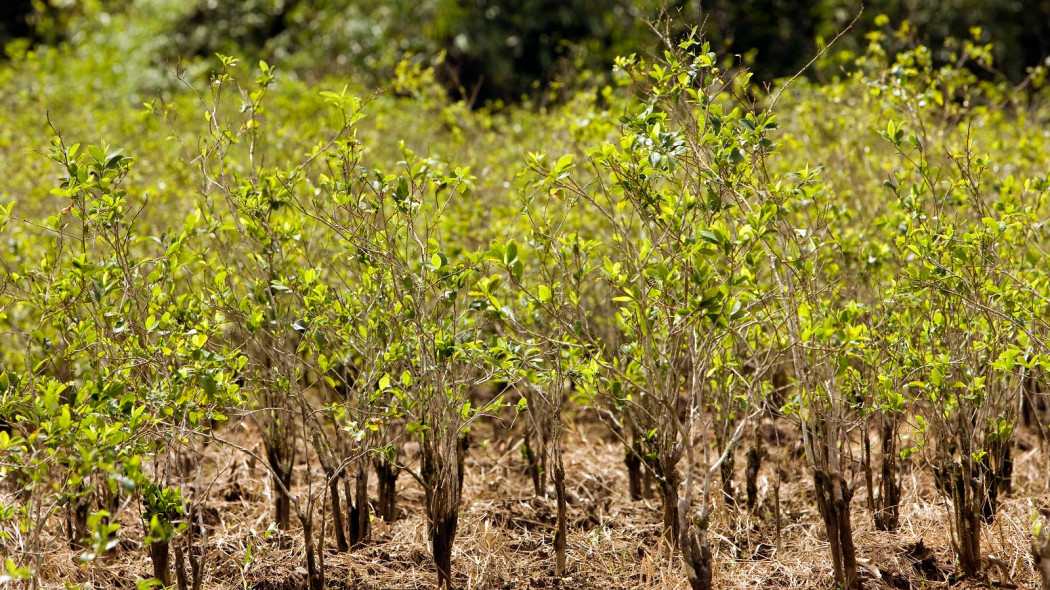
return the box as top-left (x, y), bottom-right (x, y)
top-left (27, 412), bottom-right (1050, 590)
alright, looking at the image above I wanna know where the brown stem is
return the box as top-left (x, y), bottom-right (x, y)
top-left (432, 511), bottom-right (458, 590)
top-left (329, 475), bottom-right (348, 552)
top-left (642, 462), bottom-right (655, 499)
top-left (349, 464), bottom-right (370, 547)
top-left (523, 434), bottom-right (543, 496)
top-left (939, 460), bottom-right (982, 578)
top-left (310, 429), bottom-right (348, 552)
top-left (773, 469), bottom-right (782, 550)
top-left (273, 469), bottom-right (292, 530)
top-left (681, 520), bottom-right (713, 590)
top-left (657, 464), bottom-right (681, 545)
top-left (719, 451), bottom-right (736, 508)
top-left (68, 485), bottom-right (90, 550)
top-left (150, 540), bottom-right (171, 586)
top-left (175, 545), bottom-right (188, 590)
top-left (813, 469), bottom-right (861, 589)
top-left (874, 415), bottom-right (900, 532)
top-left (744, 424), bottom-right (762, 510)
top-left (553, 457), bottom-right (567, 576)
top-left (625, 442), bottom-right (643, 501)
top-left (1000, 443), bottom-right (1014, 496)
top-left (862, 418), bottom-right (875, 516)
top-left (375, 456), bottom-right (400, 522)
top-left (300, 509), bottom-right (324, 590)
top-left (1022, 368), bottom-right (1036, 429)
top-left (422, 433), bottom-right (467, 590)
top-left (266, 439), bottom-right (294, 530)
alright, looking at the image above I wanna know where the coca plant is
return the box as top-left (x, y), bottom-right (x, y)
top-left (882, 123), bottom-right (1049, 578)
top-left (525, 32), bottom-right (778, 589)
top-left (171, 55), bottom-right (362, 589)
top-left (489, 231), bottom-right (596, 575)
top-left (299, 112), bottom-right (511, 589)
top-left (0, 131), bottom-right (242, 588)
top-left (871, 37), bottom-right (1050, 574)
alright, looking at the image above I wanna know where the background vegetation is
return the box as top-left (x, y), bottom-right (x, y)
top-left (2, 2), bottom-right (1050, 590)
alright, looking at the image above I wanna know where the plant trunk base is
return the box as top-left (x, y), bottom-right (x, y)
top-left (375, 458), bottom-right (400, 522)
top-left (150, 540), bottom-right (171, 587)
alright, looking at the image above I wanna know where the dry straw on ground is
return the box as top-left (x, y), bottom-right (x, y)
top-left (11, 415), bottom-right (1048, 590)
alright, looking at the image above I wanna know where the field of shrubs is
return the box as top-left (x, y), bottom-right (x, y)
top-left (2, 4), bottom-right (1050, 590)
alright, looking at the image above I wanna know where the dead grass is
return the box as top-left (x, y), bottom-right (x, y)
top-left (9, 414), bottom-right (1049, 590)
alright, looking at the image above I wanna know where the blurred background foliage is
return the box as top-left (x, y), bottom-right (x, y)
top-left (3, 0), bottom-right (1050, 105)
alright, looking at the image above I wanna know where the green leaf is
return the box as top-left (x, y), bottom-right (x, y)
top-left (553, 154), bottom-right (574, 175)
